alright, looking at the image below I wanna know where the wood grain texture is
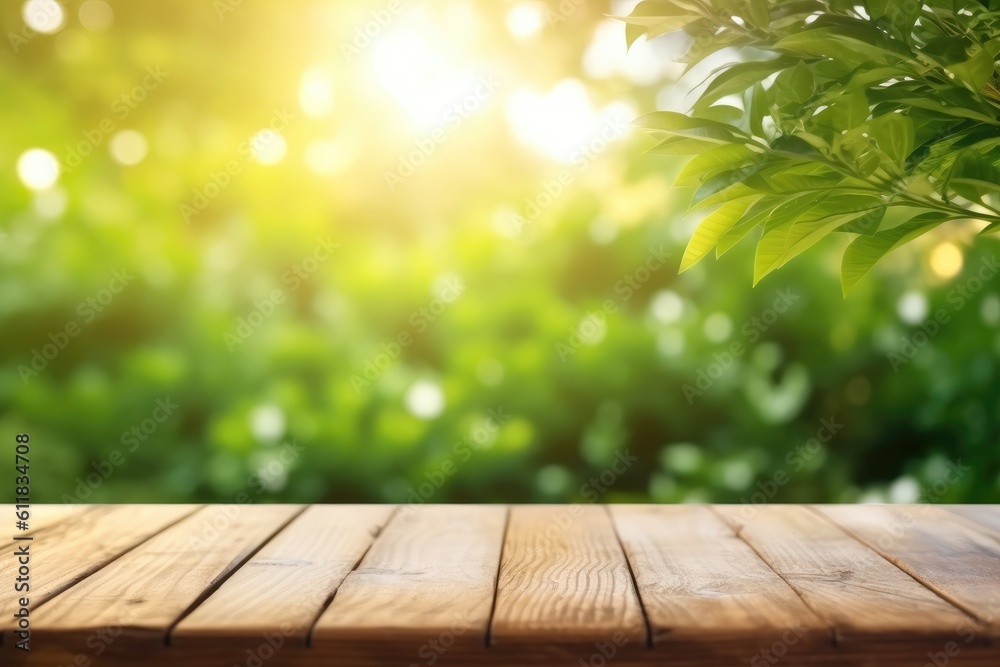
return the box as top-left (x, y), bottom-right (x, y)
top-left (0, 505), bottom-right (199, 625)
top-left (490, 505), bottom-right (647, 647)
top-left (713, 505), bottom-right (975, 644)
top-left (945, 505), bottom-right (1000, 539)
top-left (610, 504), bottom-right (828, 659)
top-left (312, 505), bottom-right (506, 651)
top-left (8, 504), bottom-right (1000, 667)
top-left (818, 504), bottom-right (1000, 635)
top-left (1, 504), bottom-right (90, 547)
top-left (26, 504), bottom-right (302, 648)
top-left (173, 505), bottom-right (393, 645)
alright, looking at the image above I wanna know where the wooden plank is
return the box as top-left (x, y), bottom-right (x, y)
top-left (818, 504), bottom-right (1000, 634)
top-left (1, 504), bottom-right (91, 546)
top-left (944, 505), bottom-right (1000, 539)
top-left (312, 504), bottom-right (506, 662)
top-left (610, 504), bottom-right (829, 660)
top-left (713, 505), bottom-right (975, 644)
top-left (490, 505), bottom-right (647, 648)
top-left (172, 505), bottom-right (393, 645)
top-left (25, 504), bottom-right (302, 652)
top-left (6, 503), bottom-right (1000, 667)
top-left (0, 505), bottom-right (200, 623)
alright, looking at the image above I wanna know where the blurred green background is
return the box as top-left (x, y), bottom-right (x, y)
top-left (2, 0), bottom-right (999, 504)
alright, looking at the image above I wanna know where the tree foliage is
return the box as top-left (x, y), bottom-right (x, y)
top-left (625, 0), bottom-right (1000, 293)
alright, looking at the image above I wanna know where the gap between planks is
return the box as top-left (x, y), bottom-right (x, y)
top-left (483, 505), bottom-right (511, 648)
top-left (712, 504), bottom-right (982, 648)
top-left (1, 505), bottom-right (204, 639)
top-left (302, 505), bottom-right (401, 648)
top-left (12, 503), bottom-right (1000, 663)
top-left (808, 505), bottom-right (994, 629)
top-left (164, 505), bottom-right (310, 646)
top-left (706, 505), bottom-right (837, 647)
top-left (604, 504), bottom-right (654, 649)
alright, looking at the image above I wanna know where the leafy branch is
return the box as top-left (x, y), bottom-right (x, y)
top-left (624, 0), bottom-right (1000, 293)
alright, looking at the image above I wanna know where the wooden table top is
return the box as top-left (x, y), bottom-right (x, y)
top-left (3, 504), bottom-right (1000, 666)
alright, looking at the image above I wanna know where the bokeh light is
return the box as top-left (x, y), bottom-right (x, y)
top-left (22, 0), bottom-right (64, 34)
top-left (897, 291), bottom-right (929, 324)
top-left (16, 148), bottom-right (60, 190)
top-left (930, 242), bottom-right (964, 279)
top-left (298, 66), bottom-right (335, 118)
top-left (250, 130), bottom-right (287, 165)
top-left (250, 404), bottom-right (286, 443)
top-left (4, 0), bottom-right (999, 506)
top-left (78, 0), bottom-right (113, 31)
top-left (109, 130), bottom-right (149, 166)
top-left (406, 381), bottom-right (445, 420)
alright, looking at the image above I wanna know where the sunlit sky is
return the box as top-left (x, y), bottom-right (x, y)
top-left (14, 0), bottom-right (678, 180)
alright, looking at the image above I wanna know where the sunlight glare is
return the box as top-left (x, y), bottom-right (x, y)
top-left (250, 130), bottom-right (287, 165)
top-left (506, 3), bottom-right (545, 40)
top-left (370, 14), bottom-right (481, 131)
top-left (305, 137), bottom-right (359, 176)
top-left (299, 66), bottom-right (335, 118)
top-left (505, 79), bottom-right (634, 163)
top-left (583, 18), bottom-right (681, 85)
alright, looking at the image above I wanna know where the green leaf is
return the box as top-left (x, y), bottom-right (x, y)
top-left (647, 136), bottom-right (721, 155)
top-left (773, 26), bottom-right (910, 66)
top-left (839, 206), bottom-right (887, 234)
top-left (773, 61), bottom-right (815, 107)
top-left (753, 203), bottom-right (883, 284)
top-left (840, 214), bottom-right (949, 294)
top-left (689, 181), bottom-right (759, 211)
top-left (680, 197), bottom-right (763, 271)
top-left (698, 104), bottom-right (746, 126)
top-left (619, 1), bottom-right (702, 46)
top-left (878, 205), bottom-right (938, 231)
top-left (717, 190), bottom-right (828, 255)
top-left (744, 168), bottom-right (839, 194)
top-left (867, 0), bottom-right (920, 41)
top-left (871, 94), bottom-right (1000, 124)
top-left (818, 89), bottom-right (870, 131)
top-left (747, 0), bottom-right (771, 27)
top-left (865, 112), bottom-right (915, 164)
top-left (748, 82), bottom-right (770, 137)
top-left (674, 144), bottom-right (762, 187)
top-left (698, 58), bottom-right (799, 107)
top-left (922, 36), bottom-right (1000, 91)
top-left (980, 220), bottom-right (1000, 235)
top-left (625, 23), bottom-right (646, 49)
top-left (950, 177), bottom-right (1000, 202)
top-left (636, 111), bottom-right (748, 137)
top-left (628, 0), bottom-right (999, 290)
top-left (637, 111), bottom-right (751, 148)
top-left (692, 164), bottom-right (768, 204)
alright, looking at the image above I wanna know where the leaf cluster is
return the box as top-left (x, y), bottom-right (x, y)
top-left (624, 0), bottom-right (1000, 292)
